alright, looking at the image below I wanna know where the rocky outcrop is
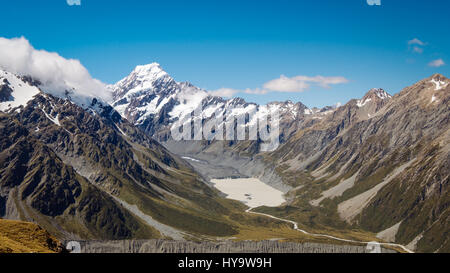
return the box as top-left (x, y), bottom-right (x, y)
top-left (0, 80), bottom-right (13, 102)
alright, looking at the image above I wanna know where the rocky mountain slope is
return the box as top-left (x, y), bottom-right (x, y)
top-left (0, 110), bottom-right (161, 240)
top-left (1, 62), bottom-right (448, 253)
top-left (110, 65), bottom-right (449, 253)
top-left (261, 74), bottom-right (449, 253)
top-left (109, 64), bottom-right (389, 187)
top-left (109, 63), bottom-right (340, 189)
top-left (0, 69), bottom-right (297, 242)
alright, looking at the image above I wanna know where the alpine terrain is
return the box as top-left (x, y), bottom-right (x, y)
top-left (110, 64), bottom-right (449, 253)
top-left (0, 63), bottom-right (448, 253)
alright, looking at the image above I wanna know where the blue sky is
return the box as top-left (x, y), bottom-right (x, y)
top-left (2, 0), bottom-right (449, 107)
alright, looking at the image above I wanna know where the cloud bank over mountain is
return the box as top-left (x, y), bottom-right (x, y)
top-left (0, 36), bottom-right (110, 102)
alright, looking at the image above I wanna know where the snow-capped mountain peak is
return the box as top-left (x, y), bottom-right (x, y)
top-left (111, 63), bottom-right (177, 102)
top-left (132, 63), bottom-right (169, 82)
top-left (357, 88), bottom-right (391, 108)
top-left (109, 63), bottom-right (210, 127)
top-left (110, 64), bottom-right (311, 143)
top-left (371, 88), bottom-right (391, 100)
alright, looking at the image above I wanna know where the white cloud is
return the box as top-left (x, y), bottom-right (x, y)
top-left (209, 88), bottom-right (268, 98)
top-left (428, 59), bottom-right (445, 67)
top-left (209, 88), bottom-right (240, 98)
top-left (67, 0), bottom-right (81, 6)
top-left (209, 75), bottom-right (349, 98)
top-left (412, 46), bottom-right (423, 54)
top-left (0, 37), bottom-right (111, 103)
top-left (243, 88), bottom-right (269, 95)
top-left (263, 75), bottom-right (349, 92)
top-left (408, 38), bottom-right (426, 54)
top-left (408, 38), bottom-right (426, 46)
top-left (263, 75), bottom-right (310, 92)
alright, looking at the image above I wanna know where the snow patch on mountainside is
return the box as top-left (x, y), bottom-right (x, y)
top-left (431, 95), bottom-right (438, 103)
top-left (373, 88), bottom-right (391, 100)
top-left (41, 109), bottom-right (61, 126)
top-left (430, 78), bottom-right (448, 91)
top-left (0, 70), bottom-right (40, 112)
top-left (304, 108), bottom-right (313, 115)
top-left (169, 86), bottom-right (208, 121)
top-left (357, 98), bottom-right (372, 108)
top-left (357, 89), bottom-right (391, 108)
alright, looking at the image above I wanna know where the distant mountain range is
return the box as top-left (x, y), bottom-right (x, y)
top-left (109, 65), bottom-right (449, 252)
top-left (0, 64), bottom-right (448, 253)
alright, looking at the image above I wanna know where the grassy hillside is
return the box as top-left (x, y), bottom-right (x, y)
top-left (0, 219), bottom-right (63, 253)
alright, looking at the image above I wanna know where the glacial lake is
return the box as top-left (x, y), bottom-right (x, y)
top-left (210, 178), bottom-right (286, 208)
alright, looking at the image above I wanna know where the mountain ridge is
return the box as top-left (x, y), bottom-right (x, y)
top-left (108, 64), bottom-right (449, 252)
top-left (0, 68), bottom-right (310, 243)
top-left (1, 63), bottom-right (448, 252)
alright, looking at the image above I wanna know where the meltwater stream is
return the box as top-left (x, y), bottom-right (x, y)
top-left (210, 177), bottom-right (414, 253)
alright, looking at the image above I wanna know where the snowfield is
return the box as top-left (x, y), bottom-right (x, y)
top-left (0, 70), bottom-right (40, 112)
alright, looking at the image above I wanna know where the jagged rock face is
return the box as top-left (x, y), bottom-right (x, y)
top-left (268, 74), bottom-right (449, 253)
top-left (0, 79), bottom-right (13, 102)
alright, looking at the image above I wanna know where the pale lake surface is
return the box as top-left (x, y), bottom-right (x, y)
top-left (210, 178), bottom-right (286, 208)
